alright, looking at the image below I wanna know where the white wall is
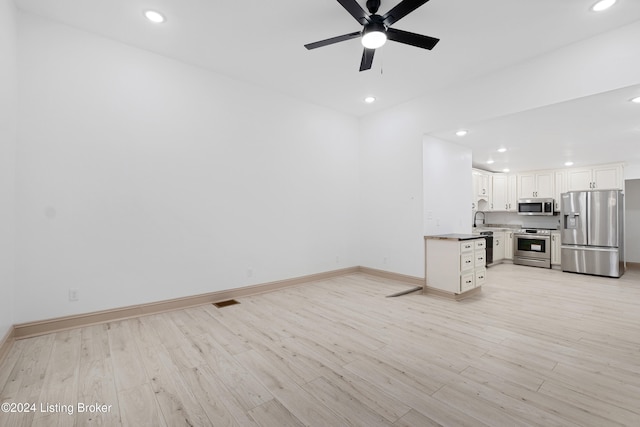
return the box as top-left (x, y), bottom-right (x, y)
top-left (359, 21), bottom-right (640, 278)
top-left (15, 14), bottom-right (360, 323)
top-left (0, 0), bottom-right (17, 339)
top-left (423, 136), bottom-right (472, 236)
top-left (625, 162), bottom-right (640, 180)
top-left (624, 179), bottom-right (640, 263)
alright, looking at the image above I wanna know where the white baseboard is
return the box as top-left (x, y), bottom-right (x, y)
top-left (13, 267), bottom-right (365, 339)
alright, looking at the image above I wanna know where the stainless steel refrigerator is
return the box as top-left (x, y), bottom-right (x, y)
top-left (560, 190), bottom-right (624, 278)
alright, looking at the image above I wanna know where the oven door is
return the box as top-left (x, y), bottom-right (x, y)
top-left (514, 234), bottom-right (550, 260)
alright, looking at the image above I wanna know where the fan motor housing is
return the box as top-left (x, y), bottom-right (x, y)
top-left (366, 0), bottom-right (381, 14)
top-left (362, 20), bottom-right (386, 37)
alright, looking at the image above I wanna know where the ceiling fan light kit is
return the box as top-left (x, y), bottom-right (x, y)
top-left (362, 22), bottom-right (388, 49)
top-left (304, 0), bottom-right (440, 71)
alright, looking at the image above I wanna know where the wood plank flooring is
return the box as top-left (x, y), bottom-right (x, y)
top-left (1, 264), bottom-right (640, 426)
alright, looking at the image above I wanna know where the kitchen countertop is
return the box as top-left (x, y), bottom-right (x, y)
top-left (425, 234), bottom-right (483, 241)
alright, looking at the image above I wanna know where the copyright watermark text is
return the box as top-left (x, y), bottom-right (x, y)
top-left (1, 401), bottom-right (112, 415)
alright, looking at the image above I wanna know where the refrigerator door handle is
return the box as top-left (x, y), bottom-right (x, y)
top-left (561, 245), bottom-right (618, 252)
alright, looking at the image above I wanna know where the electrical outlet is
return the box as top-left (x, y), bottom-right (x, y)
top-left (247, 268), bottom-right (253, 278)
top-left (383, 257), bottom-right (388, 264)
top-left (68, 289), bottom-right (79, 302)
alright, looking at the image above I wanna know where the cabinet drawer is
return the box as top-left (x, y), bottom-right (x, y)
top-left (460, 273), bottom-right (475, 292)
top-left (474, 250), bottom-right (486, 268)
top-left (461, 253), bottom-right (474, 271)
top-left (474, 239), bottom-right (486, 250)
top-left (475, 269), bottom-right (486, 286)
top-left (460, 241), bottom-right (474, 253)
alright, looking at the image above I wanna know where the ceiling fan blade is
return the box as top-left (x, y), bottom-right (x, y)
top-left (359, 48), bottom-right (375, 71)
top-left (337, 0), bottom-right (371, 25)
top-left (304, 31), bottom-right (361, 50)
top-left (382, 0), bottom-right (430, 26)
top-left (387, 27), bottom-right (439, 50)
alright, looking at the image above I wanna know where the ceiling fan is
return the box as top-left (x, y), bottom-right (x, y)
top-left (304, 0), bottom-right (440, 71)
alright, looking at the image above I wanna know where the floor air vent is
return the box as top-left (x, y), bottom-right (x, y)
top-left (213, 299), bottom-right (240, 308)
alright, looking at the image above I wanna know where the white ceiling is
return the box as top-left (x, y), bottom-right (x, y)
top-left (14, 0), bottom-right (640, 172)
top-left (430, 83), bottom-right (640, 173)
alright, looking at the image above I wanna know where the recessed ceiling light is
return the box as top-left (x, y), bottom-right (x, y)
top-left (631, 96), bottom-right (640, 103)
top-left (565, 161), bottom-right (574, 167)
top-left (455, 130), bottom-right (468, 137)
top-left (591, 0), bottom-right (616, 12)
top-left (364, 96), bottom-right (376, 104)
top-left (144, 10), bottom-right (165, 23)
top-left (502, 168), bottom-right (510, 173)
top-left (497, 147), bottom-right (507, 153)
top-left (486, 159), bottom-right (495, 164)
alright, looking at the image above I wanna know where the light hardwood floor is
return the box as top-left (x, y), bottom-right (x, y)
top-left (1, 264), bottom-right (640, 426)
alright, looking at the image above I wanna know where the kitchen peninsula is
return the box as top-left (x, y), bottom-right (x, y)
top-left (424, 234), bottom-right (486, 299)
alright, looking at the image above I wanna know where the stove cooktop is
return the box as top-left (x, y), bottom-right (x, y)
top-left (517, 228), bottom-right (558, 235)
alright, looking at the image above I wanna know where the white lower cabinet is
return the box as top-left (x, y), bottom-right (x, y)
top-left (425, 236), bottom-right (486, 295)
top-left (475, 268), bottom-right (487, 287)
top-left (504, 231), bottom-right (514, 260)
top-left (460, 273), bottom-right (475, 292)
top-left (493, 231), bottom-right (505, 262)
top-left (551, 231), bottom-right (561, 266)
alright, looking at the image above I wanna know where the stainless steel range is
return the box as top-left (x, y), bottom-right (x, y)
top-left (513, 228), bottom-right (552, 269)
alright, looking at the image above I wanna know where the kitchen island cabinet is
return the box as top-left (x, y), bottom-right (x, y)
top-left (425, 235), bottom-right (486, 299)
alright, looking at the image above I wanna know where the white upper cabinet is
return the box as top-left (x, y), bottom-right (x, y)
top-left (472, 163), bottom-right (624, 214)
top-left (492, 174), bottom-right (517, 211)
top-left (518, 173), bottom-right (536, 199)
top-left (492, 174), bottom-right (507, 211)
top-left (565, 163), bottom-right (624, 192)
top-left (474, 169), bottom-right (491, 198)
top-left (554, 171), bottom-right (565, 212)
top-left (566, 168), bottom-right (592, 191)
top-left (472, 169), bottom-right (492, 211)
top-left (507, 175), bottom-right (517, 211)
top-left (517, 171), bottom-right (554, 199)
top-left (592, 164), bottom-right (623, 190)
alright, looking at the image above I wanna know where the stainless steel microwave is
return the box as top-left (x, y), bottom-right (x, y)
top-left (517, 198), bottom-right (554, 215)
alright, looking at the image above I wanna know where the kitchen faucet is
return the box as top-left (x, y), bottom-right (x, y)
top-left (474, 211), bottom-right (485, 228)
